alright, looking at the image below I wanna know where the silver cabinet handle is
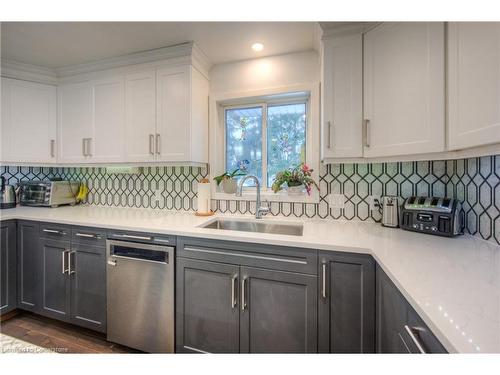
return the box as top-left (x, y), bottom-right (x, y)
top-left (404, 325), bottom-right (426, 354)
top-left (155, 133), bottom-right (161, 155)
top-left (327, 121), bottom-right (332, 149)
top-left (75, 232), bottom-right (101, 239)
top-left (87, 138), bottom-right (93, 156)
top-left (43, 228), bottom-right (66, 235)
top-left (61, 250), bottom-right (69, 274)
top-left (82, 138), bottom-right (87, 156)
top-left (149, 134), bottom-right (155, 155)
top-left (363, 119), bottom-right (370, 148)
top-left (231, 275), bottom-right (238, 309)
top-left (68, 251), bottom-right (76, 275)
top-left (322, 263), bottom-right (327, 299)
top-left (241, 277), bottom-right (247, 311)
top-left (50, 139), bottom-right (55, 158)
top-left (114, 233), bottom-right (152, 241)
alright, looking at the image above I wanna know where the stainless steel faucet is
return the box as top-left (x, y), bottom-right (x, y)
top-left (236, 175), bottom-right (270, 219)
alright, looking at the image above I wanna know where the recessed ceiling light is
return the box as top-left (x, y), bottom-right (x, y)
top-left (251, 43), bottom-right (264, 52)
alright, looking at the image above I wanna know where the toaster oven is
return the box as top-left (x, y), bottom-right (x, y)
top-left (19, 180), bottom-right (81, 208)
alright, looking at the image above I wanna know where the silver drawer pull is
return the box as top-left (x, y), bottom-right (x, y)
top-left (76, 232), bottom-right (101, 239)
top-left (363, 119), bottom-right (370, 148)
top-left (321, 263), bottom-right (327, 299)
top-left (114, 234), bottom-right (152, 241)
top-left (404, 325), bottom-right (426, 354)
top-left (43, 229), bottom-right (65, 235)
top-left (327, 121), bottom-right (332, 149)
top-left (50, 139), bottom-right (56, 158)
top-left (241, 277), bottom-right (247, 311)
top-left (155, 133), bottom-right (161, 155)
top-left (231, 275), bottom-right (238, 309)
top-left (68, 251), bottom-right (76, 275)
top-left (61, 250), bottom-right (69, 274)
top-left (149, 134), bottom-right (155, 155)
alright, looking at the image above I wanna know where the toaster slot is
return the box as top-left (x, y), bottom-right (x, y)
top-left (402, 212), bottom-right (411, 226)
top-left (438, 216), bottom-right (451, 233)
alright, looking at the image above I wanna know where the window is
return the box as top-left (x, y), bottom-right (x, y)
top-left (225, 101), bottom-right (307, 188)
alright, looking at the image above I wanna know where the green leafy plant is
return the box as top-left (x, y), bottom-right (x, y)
top-left (213, 168), bottom-right (247, 186)
top-left (271, 163), bottom-right (319, 196)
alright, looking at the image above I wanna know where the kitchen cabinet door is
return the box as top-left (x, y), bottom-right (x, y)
top-left (1, 221), bottom-right (17, 316)
top-left (363, 22), bottom-right (445, 157)
top-left (321, 32), bottom-right (363, 159)
top-left (376, 266), bottom-right (447, 353)
top-left (92, 76), bottom-right (126, 162)
top-left (39, 238), bottom-right (71, 322)
top-left (156, 65), bottom-right (190, 162)
top-left (239, 267), bottom-right (317, 353)
top-left (17, 221), bottom-right (41, 312)
top-left (1, 78), bottom-right (57, 164)
top-left (70, 244), bottom-right (106, 333)
top-left (448, 22), bottom-right (500, 150)
top-left (318, 252), bottom-right (375, 353)
top-left (125, 70), bottom-right (157, 162)
top-left (176, 258), bottom-right (240, 353)
top-left (58, 81), bottom-right (93, 163)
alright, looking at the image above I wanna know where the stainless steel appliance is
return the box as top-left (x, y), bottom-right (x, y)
top-left (0, 176), bottom-right (17, 209)
top-left (380, 196), bottom-right (399, 228)
top-left (106, 238), bottom-right (174, 353)
top-left (18, 180), bottom-right (80, 207)
top-left (400, 196), bottom-right (463, 237)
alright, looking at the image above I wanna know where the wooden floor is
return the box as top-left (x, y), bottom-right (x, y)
top-left (1, 312), bottom-right (138, 353)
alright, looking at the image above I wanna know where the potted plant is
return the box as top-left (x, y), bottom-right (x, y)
top-left (213, 168), bottom-right (247, 194)
top-left (271, 163), bottom-right (319, 196)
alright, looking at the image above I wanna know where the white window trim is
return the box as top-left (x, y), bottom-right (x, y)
top-left (209, 83), bottom-right (320, 204)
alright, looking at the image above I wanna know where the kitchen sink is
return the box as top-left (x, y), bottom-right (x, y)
top-left (201, 219), bottom-right (304, 236)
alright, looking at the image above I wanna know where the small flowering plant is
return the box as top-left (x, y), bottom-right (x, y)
top-left (271, 163), bottom-right (319, 196)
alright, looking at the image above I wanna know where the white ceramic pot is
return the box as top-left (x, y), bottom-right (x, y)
top-left (287, 184), bottom-right (305, 196)
top-left (222, 178), bottom-right (237, 194)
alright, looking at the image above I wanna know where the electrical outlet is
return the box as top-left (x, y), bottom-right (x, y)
top-left (368, 195), bottom-right (381, 211)
top-left (329, 194), bottom-right (345, 209)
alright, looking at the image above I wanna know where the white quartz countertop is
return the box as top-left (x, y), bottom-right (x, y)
top-left (1, 205), bottom-right (499, 353)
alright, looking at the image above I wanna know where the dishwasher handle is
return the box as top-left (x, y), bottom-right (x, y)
top-left (107, 240), bottom-right (172, 264)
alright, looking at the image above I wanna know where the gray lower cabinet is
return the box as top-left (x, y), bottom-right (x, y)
top-left (70, 243), bottom-right (106, 332)
top-left (176, 237), bottom-right (318, 353)
top-left (1, 220), bottom-right (17, 315)
top-left (40, 238), bottom-right (71, 321)
top-left (17, 221), bottom-right (41, 312)
top-left (376, 265), bottom-right (447, 353)
top-left (176, 258), bottom-right (240, 353)
top-left (318, 252), bottom-right (375, 353)
top-left (240, 266), bottom-right (317, 353)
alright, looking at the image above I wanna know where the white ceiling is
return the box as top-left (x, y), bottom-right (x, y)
top-left (1, 22), bottom-right (318, 68)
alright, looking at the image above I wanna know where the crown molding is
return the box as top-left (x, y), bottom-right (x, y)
top-left (1, 59), bottom-right (58, 85)
top-left (2, 42), bottom-right (212, 83)
top-left (321, 22), bottom-right (381, 39)
top-left (57, 41), bottom-right (212, 79)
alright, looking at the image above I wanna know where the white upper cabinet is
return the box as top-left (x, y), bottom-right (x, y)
top-left (363, 22), bottom-right (445, 157)
top-left (321, 32), bottom-right (363, 159)
top-left (448, 22), bottom-right (500, 150)
top-left (1, 78), bottom-right (57, 164)
top-left (125, 70), bottom-right (156, 163)
top-left (92, 76), bottom-right (125, 163)
top-left (156, 65), bottom-right (208, 163)
top-left (58, 81), bottom-right (93, 163)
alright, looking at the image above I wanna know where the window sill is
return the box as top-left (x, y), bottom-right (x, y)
top-left (212, 189), bottom-right (319, 204)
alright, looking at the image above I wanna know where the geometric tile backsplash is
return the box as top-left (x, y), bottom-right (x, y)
top-left (1, 154), bottom-right (499, 245)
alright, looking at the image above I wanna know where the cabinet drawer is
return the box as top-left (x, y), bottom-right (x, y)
top-left (107, 230), bottom-right (176, 246)
top-left (71, 227), bottom-right (107, 246)
top-left (177, 237), bottom-right (317, 275)
top-left (39, 223), bottom-right (71, 240)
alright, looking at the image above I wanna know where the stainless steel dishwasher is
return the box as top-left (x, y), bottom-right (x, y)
top-left (106, 238), bottom-right (174, 353)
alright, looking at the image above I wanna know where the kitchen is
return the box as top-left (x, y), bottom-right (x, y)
top-left (0, 2), bottom-right (499, 374)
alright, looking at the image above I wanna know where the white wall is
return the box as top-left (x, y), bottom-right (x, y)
top-left (209, 50), bottom-right (320, 94)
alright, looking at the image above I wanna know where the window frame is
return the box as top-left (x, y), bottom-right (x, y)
top-left (210, 83), bottom-right (320, 204)
top-left (223, 98), bottom-right (309, 189)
